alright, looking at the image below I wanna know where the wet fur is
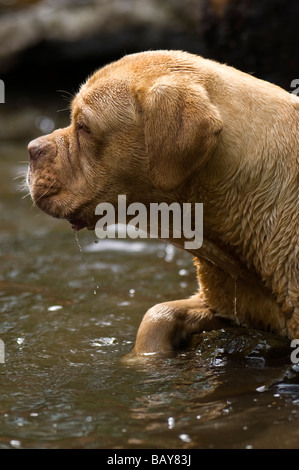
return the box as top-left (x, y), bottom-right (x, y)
top-left (27, 51), bottom-right (299, 354)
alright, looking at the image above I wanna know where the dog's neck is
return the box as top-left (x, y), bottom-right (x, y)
top-left (172, 237), bottom-right (259, 285)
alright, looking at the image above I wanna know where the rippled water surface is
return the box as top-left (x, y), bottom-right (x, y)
top-left (1, 142), bottom-right (299, 449)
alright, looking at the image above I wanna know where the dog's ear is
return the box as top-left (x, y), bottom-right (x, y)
top-left (140, 75), bottom-right (223, 191)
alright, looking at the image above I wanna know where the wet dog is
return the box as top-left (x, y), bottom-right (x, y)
top-left (27, 50), bottom-right (299, 353)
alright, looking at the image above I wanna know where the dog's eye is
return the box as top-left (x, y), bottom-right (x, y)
top-left (77, 122), bottom-right (91, 135)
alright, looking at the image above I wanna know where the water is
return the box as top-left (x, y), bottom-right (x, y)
top-left (73, 230), bottom-right (100, 296)
top-left (1, 142), bottom-right (299, 449)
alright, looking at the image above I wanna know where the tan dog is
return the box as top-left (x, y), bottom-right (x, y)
top-left (27, 50), bottom-right (299, 354)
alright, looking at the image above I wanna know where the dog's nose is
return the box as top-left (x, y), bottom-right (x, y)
top-left (28, 138), bottom-right (48, 162)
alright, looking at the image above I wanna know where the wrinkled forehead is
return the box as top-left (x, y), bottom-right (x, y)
top-left (71, 78), bottom-right (137, 129)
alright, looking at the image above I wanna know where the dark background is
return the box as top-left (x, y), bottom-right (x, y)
top-left (0, 0), bottom-right (298, 140)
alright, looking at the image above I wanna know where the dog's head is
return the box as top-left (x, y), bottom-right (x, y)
top-left (27, 51), bottom-right (222, 230)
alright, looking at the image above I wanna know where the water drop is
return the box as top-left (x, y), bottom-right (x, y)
top-left (165, 244), bottom-right (175, 262)
top-left (234, 280), bottom-right (237, 320)
top-left (179, 433), bottom-right (191, 443)
top-left (167, 417), bottom-right (175, 429)
top-left (129, 288), bottom-right (135, 297)
top-left (179, 268), bottom-right (188, 276)
top-left (10, 440), bottom-right (21, 448)
top-left (48, 305), bottom-right (63, 312)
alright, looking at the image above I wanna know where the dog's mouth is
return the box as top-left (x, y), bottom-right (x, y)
top-left (27, 169), bottom-right (61, 208)
top-left (28, 169), bottom-right (97, 232)
top-left (67, 215), bottom-right (96, 232)
top-left (68, 218), bottom-right (87, 231)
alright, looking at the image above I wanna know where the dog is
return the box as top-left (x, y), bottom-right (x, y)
top-left (27, 50), bottom-right (299, 354)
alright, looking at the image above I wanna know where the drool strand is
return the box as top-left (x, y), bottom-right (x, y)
top-left (73, 230), bottom-right (100, 295)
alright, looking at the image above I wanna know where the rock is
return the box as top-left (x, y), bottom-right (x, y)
top-left (189, 327), bottom-right (291, 362)
top-left (1, 0), bottom-right (298, 141)
top-left (0, 0), bottom-right (187, 63)
top-left (1, 0), bottom-right (298, 91)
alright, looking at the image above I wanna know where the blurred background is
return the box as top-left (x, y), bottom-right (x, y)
top-left (0, 0), bottom-right (298, 141)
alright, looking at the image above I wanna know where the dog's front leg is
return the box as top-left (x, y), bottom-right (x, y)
top-left (132, 295), bottom-right (227, 355)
